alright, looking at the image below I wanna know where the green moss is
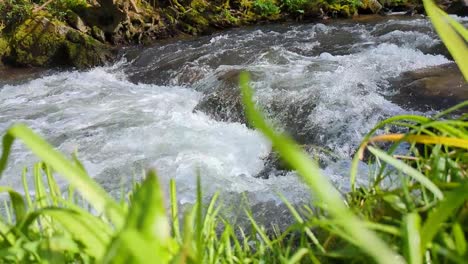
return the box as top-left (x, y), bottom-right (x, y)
top-left (9, 14), bottom-right (111, 67)
top-left (64, 30), bottom-right (110, 68)
top-left (11, 16), bottom-right (67, 66)
top-left (0, 37), bottom-right (10, 58)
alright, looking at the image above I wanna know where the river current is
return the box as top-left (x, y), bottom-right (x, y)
top-left (1, 16), bottom-right (466, 209)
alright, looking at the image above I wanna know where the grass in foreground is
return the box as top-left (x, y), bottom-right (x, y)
top-left (0, 0), bottom-right (467, 263)
top-left (0, 102), bottom-right (466, 263)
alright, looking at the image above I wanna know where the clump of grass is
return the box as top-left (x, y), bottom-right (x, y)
top-left (0, 0), bottom-right (466, 263)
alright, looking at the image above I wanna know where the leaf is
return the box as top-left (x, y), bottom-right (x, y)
top-left (423, 0), bottom-right (468, 80)
top-left (367, 146), bottom-right (444, 200)
top-left (0, 124), bottom-right (124, 228)
top-left (0, 187), bottom-right (26, 224)
top-left (110, 170), bottom-right (173, 263)
top-left (101, 230), bottom-right (158, 264)
top-left (23, 208), bottom-right (111, 259)
top-left (421, 183), bottom-right (468, 251)
top-left (452, 222), bottom-right (467, 256)
top-left (366, 134), bottom-right (468, 150)
top-left (125, 170), bottom-right (170, 244)
top-left (402, 213), bottom-right (422, 264)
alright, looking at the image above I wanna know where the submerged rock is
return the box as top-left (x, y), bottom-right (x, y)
top-left (194, 69), bottom-right (246, 124)
top-left (389, 63), bottom-right (467, 111)
top-left (195, 69), bottom-right (319, 144)
top-left (255, 145), bottom-right (338, 179)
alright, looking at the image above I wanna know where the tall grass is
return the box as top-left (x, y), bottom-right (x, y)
top-left (0, 0), bottom-right (466, 263)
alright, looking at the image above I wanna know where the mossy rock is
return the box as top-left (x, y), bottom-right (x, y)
top-left (8, 14), bottom-right (112, 68)
top-left (0, 36), bottom-right (10, 58)
top-left (65, 30), bottom-right (113, 68)
top-left (0, 36), bottom-right (11, 67)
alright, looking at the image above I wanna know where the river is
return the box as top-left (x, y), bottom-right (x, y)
top-left (0, 16), bottom-right (465, 211)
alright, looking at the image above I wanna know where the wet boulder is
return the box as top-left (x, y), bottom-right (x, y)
top-left (255, 145), bottom-right (338, 179)
top-left (195, 69), bottom-right (319, 143)
top-left (194, 69), bottom-right (247, 124)
top-left (445, 0), bottom-right (468, 16)
top-left (389, 63), bottom-right (468, 111)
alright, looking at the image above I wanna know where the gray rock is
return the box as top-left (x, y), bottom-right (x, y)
top-left (194, 69), bottom-right (247, 124)
top-left (66, 11), bottom-right (89, 33)
top-left (255, 145), bottom-right (338, 179)
top-left (389, 63), bottom-right (468, 111)
top-left (92, 26), bottom-right (106, 43)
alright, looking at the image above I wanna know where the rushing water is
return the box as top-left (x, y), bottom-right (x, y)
top-left (0, 16), bottom-right (464, 209)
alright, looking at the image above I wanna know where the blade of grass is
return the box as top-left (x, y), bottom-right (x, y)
top-left (124, 170), bottom-right (170, 245)
top-left (402, 213), bottom-right (422, 264)
top-left (423, 0), bottom-right (468, 79)
top-left (421, 182), bottom-right (468, 251)
top-left (170, 178), bottom-right (181, 242)
top-left (367, 146), bottom-right (444, 200)
top-left (240, 72), bottom-right (402, 264)
top-left (0, 124), bottom-right (124, 228)
top-left (0, 187), bottom-right (26, 224)
top-left (23, 208), bottom-right (111, 259)
top-left (366, 134), bottom-right (468, 150)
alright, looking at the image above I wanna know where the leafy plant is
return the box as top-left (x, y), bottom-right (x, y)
top-left (253, 0), bottom-right (281, 17)
top-left (0, 0), bottom-right (33, 33)
top-left (281, 0), bottom-right (308, 14)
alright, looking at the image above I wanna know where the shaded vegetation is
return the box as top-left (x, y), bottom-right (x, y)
top-left (1, 0), bottom-right (461, 67)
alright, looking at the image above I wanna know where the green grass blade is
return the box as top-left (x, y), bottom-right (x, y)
top-left (170, 179), bottom-right (181, 242)
top-left (402, 213), bottom-right (422, 264)
top-left (452, 222), bottom-right (467, 256)
top-left (287, 248), bottom-right (308, 264)
top-left (125, 170), bottom-right (170, 245)
top-left (240, 73), bottom-right (401, 264)
top-left (244, 209), bottom-right (272, 247)
top-left (34, 163), bottom-right (49, 209)
top-left (277, 193), bottom-right (325, 253)
top-left (0, 124), bottom-right (124, 228)
top-left (423, 0), bottom-right (468, 79)
top-left (0, 187), bottom-right (26, 224)
top-left (25, 208), bottom-right (111, 259)
top-left (421, 182), bottom-right (468, 251)
top-left (102, 230), bottom-right (159, 264)
top-left (21, 168), bottom-right (33, 209)
top-left (195, 174), bottom-right (204, 261)
top-left (367, 146), bottom-right (444, 200)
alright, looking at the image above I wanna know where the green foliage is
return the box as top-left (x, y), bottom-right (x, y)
top-left (423, 0), bottom-right (468, 80)
top-left (0, 0), bottom-right (33, 33)
top-left (281, 0), bottom-right (308, 14)
top-left (253, 0), bottom-right (281, 17)
top-left (40, 0), bottom-right (88, 20)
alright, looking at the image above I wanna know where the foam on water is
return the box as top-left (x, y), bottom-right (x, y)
top-left (0, 17), bottom-right (456, 208)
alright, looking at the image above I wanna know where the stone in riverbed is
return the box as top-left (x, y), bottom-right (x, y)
top-left (194, 69), bottom-right (320, 144)
top-left (255, 145), bottom-right (338, 179)
top-left (194, 69), bottom-right (247, 124)
top-left (389, 63), bottom-right (468, 111)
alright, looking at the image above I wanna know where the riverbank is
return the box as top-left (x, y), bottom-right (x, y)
top-left (0, 0), bottom-right (465, 69)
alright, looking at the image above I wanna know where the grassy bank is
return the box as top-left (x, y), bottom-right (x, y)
top-left (0, 91), bottom-right (466, 263)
